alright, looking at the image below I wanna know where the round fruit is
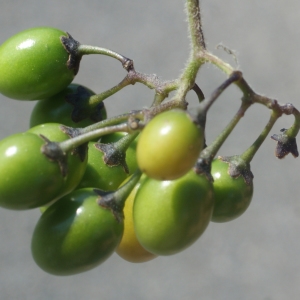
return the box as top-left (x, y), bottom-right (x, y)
top-left (0, 27), bottom-right (75, 100)
top-left (29, 84), bottom-right (107, 128)
top-left (133, 170), bottom-right (214, 256)
top-left (0, 132), bottom-right (66, 209)
top-left (78, 132), bottom-right (138, 191)
top-left (137, 109), bottom-right (204, 180)
top-left (210, 159), bottom-right (253, 223)
top-left (31, 188), bottom-right (124, 275)
top-left (116, 176), bottom-right (157, 263)
top-left (27, 123), bottom-right (88, 196)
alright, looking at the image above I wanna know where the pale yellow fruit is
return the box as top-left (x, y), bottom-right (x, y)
top-left (116, 177), bottom-right (157, 263)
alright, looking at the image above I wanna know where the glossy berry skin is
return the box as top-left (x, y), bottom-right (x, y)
top-left (27, 123), bottom-right (88, 196)
top-left (137, 109), bottom-right (204, 181)
top-left (29, 84), bottom-right (107, 128)
top-left (0, 132), bottom-right (66, 209)
top-left (78, 132), bottom-right (138, 191)
top-left (210, 159), bottom-right (253, 223)
top-left (0, 27), bottom-right (75, 100)
top-left (31, 188), bottom-right (124, 276)
top-left (133, 170), bottom-right (214, 256)
top-left (116, 176), bottom-right (157, 263)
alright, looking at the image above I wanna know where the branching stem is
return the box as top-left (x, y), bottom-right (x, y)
top-left (55, 0), bottom-right (300, 166)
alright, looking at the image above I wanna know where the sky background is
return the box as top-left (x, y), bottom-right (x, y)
top-left (0, 1), bottom-right (300, 299)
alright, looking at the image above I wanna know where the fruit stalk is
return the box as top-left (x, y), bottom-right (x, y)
top-left (241, 110), bottom-right (280, 163)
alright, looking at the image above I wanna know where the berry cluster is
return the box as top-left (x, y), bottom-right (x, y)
top-left (0, 24), bottom-right (296, 276)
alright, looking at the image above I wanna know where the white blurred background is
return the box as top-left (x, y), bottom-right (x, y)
top-left (0, 0), bottom-right (300, 299)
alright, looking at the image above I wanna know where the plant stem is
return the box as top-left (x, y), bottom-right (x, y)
top-left (287, 116), bottom-right (300, 138)
top-left (196, 71), bottom-right (243, 144)
top-left (112, 168), bottom-right (142, 209)
top-left (203, 52), bottom-right (234, 75)
top-left (283, 105), bottom-right (300, 138)
top-left (192, 83), bottom-right (205, 102)
top-left (88, 77), bottom-right (132, 107)
top-left (198, 71), bottom-right (242, 115)
top-left (203, 52), bottom-right (256, 99)
top-left (173, 0), bottom-right (206, 105)
top-left (114, 131), bottom-right (140, 153)
top-left (174, 55), bottom-right (204, 105)
top-left (59, 123), bottom-right (131, 153)
top-left (200, 102), bottom-right (251, 162)
top-left (96, 169), bottom-right (143, 222)
top-left (79, 113), bottom-right (134, 134)
top-left (241, 110), bottom-right (280, 163)
top-left (78, 45), bottom-right (132, 69)
top-left (186, 0), bottom-right (206, 52)
top-left (151, 92), bottom-right (167, 106)
top-left (58, 96), bottom-right (189, 154)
